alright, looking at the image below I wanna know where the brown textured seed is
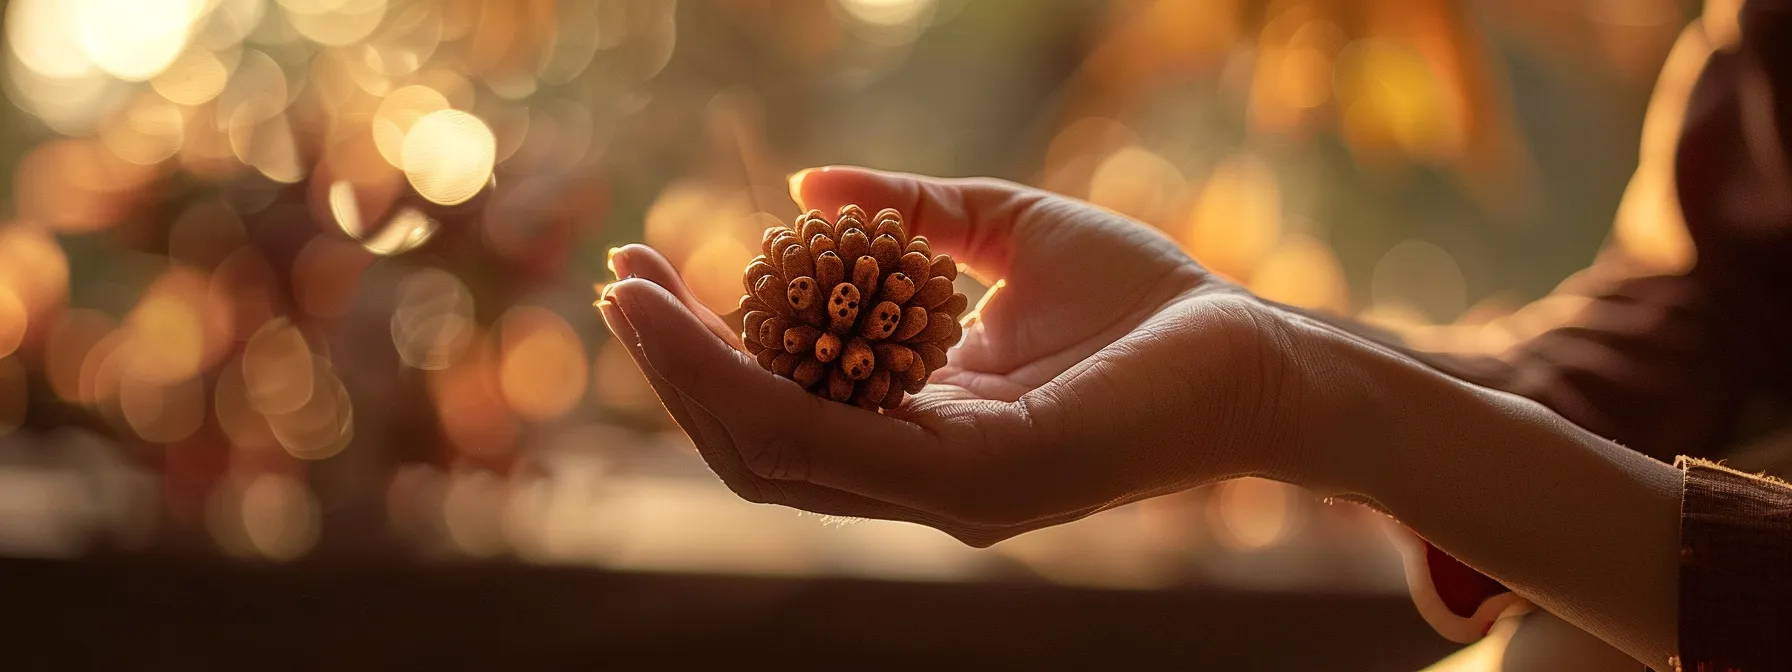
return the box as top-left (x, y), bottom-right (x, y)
top-left (901, 358), bottom-right (928, 393)
top-left (871, 234), bottom-right (901, 275)
top-left (898, 252), bottom-right (929, 282)
top-left (827, 367), bottom-right (855, 402)
top-left (859, 368), bottom-right (891, 408)
top-left (755, 275), bottom-right (791, 316)
top-left (839, 229), bottom-right (870, 264)
top-left (793, 358), bottom-right (825, 388)
top-left (893, 306), bottom-right (929, 341)
top-left (809, 234), bottom-right (835, 258)
top-left (859, 301), bottom-right (902, 340)
top-left (783, 325), bottom-right (820, 354)
top-left (827, 283), bottom-right (861, 332)
top-left (786, 277), bottom-right (819, 310)
top-left (746, 259), bottom-right (778, 287)
top-left (911, 276), bottom-right (953, 309)
top-left (740, 205), bottom-right (962, 412)
top-left (852, 256), bottom-right (880, 301)
top-left (743, 310), bottom-right (772, 338)
top-left (911, 311), bottom-right (955, 343)
top-left (873, 208), bottom-right (902, 227)
top-left (781, 244), bottom-right (814, 280)
top-left (834, 215), bottom-right (863, 240)
top-left (841, 338), bottom-right (875, 380)
top-left (929, 254), bottom-right (956, 280)
top-left (771, 352), bottom-right (799, 377)
top-left (914, 343), bottom-right (947, 371)
top-left (762, 227), bottom-right (789, 254)
top-left (873, 343), bottom-right (916, 373)
top-left (814, 332), bottom-right (842, 363)
top-left (873, 217), bottom-right (905, 242)
top-left (878, 273), bottom-right (917, 305)
top-left (880, 384), bottom-right (906, 409)
top-left (814, 250), bottom-right (844, 290)
top-left (939, 319), bottom-right (963, 346)
top-left (759, 315), bottom-right (792, 349)
top-left (939, 293), bottom-right (968, 317)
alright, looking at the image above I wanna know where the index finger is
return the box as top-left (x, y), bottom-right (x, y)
top-left (788, 166), bottom-right (1046, 279)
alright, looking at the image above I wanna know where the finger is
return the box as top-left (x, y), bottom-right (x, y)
top-left (788, 166), bottom-right (1047, 278)
top-left (607, 244), bottom-right (742, 350)
top-left (607, 277), bottom-right (986, 509)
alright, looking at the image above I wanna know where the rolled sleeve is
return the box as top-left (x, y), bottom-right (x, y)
top-left (1675, 457), bottom-right (1792, 672)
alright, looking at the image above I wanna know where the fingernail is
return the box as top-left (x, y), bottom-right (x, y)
top-left (606, 246), bottom-right (624, 279)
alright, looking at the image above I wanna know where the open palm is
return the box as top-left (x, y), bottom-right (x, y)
top-left (601, 167), bottom-right (1307, 546)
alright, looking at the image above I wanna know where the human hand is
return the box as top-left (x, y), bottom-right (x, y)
top-left (599, 167), bottom-right (1342, 546)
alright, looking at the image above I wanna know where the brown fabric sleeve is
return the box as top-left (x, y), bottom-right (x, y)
top-left (1674, 457), bottom-right (1792, 672)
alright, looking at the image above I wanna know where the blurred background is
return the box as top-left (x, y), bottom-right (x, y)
top-left (0, 0), bottom-right (1695, 668)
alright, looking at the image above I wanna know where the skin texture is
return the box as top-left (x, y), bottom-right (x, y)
top-left (599, 166), bottom-right (1679, 669)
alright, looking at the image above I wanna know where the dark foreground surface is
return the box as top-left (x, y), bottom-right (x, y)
top-left (0, 556), bottom-right (1456, 670)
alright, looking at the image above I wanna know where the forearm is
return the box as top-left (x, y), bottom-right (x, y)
top-left (1302, 319), bottom-right (1681, 668)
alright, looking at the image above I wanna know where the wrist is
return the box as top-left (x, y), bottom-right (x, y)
top-left (1275, 309), bottom-right (1408, 499)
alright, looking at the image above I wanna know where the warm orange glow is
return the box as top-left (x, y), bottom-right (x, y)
top-left (1087, 146), bottom-right (1184, 223)
top-left (119, 374), bottom-right (205, 444)
top-left (124, 268), bottom-right (228, 384)
top-left (360, 206), bottom-right (439, 255)
top-left (497, 307), bottom-right (589, 422)
top-left (0, 286), bottom-right (24, 359)
top-left (1182, 155), bottom-right (1282, 281)
top-left (1248, 234), bottom-right (1350, 313)
top-left (77, 0), bottom-right (196, 81)
top-left (682, 236), bottom-right (760, 315)
top-left (1208, 478), bottom-right (1302, 551)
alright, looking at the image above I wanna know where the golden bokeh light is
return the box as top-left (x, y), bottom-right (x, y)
top-left (6, 0), bottom-right (95, 79)
top-left (215, 358), bottom-right (279, 451)
top-left (1182, 154), bottom-right (1282, 281)
top-left (0, 286), bottom-right (24, 359)
top-left (242, 319), bottom-right (318, 416)
top-left (99, 94), bottom-right (187, 166)
top-left (214, 50), bottom-right (289, 129)
top-left (496, 307), bottom-right (589, 422)
top-left (1207, 478), bottom-right (1302, 552)
top-left (124, 268), bottom-right (229, 384)
top-left (682, 235), bottom-right (760, 315)
top-left (1087, 146), bottom-right (1185, 223)
top-left (1247, 233), bottom-right (1350, 313)
top-left (361, 206), bottom-right (439, 255)
top-left (284, 0), bottom-right (389, 48)
top-left (391, 268), bottom-right (475, 370)
top-left (229, 109), bottom-right (305, 183)
top-left (211, 472), bottom-right (322, 561)
top-left (590, 338), bottom-right (661, 416)
top-left (118, 374), bottom-right (205, 444)
top-left (265, 357), bottom-right (354, 460)
top-left (429, 333), bottom-right (518, 460)
top-left (401, 109), bottom-right (495, 206)
top-left (151, 45), bottom-right (234, 106)
top-left (373, 85), bottom-right (451, 168)
top-left (78, 0), bottom-right (196, 82)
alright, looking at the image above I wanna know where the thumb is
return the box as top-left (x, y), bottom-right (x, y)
top-left (787, 166), bottom-right (1047, 279)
